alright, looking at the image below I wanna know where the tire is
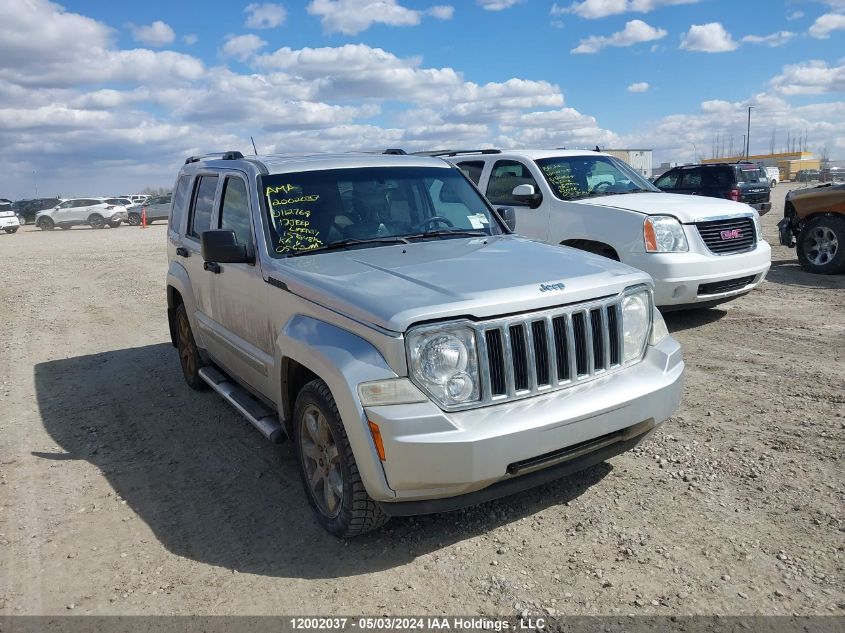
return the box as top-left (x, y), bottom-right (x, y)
top-left (16, 215), bottom-right (26, 226)
top-left (38, 217), bottom-right (54, 231)
top-left (174, 303), bottom-right (208, 390)
top-left (796, 215), bottom-right (845, 275)
top-left (4, 228), bottom-right (17, 234)
top-left (293, 379), bottom-right (388, 538)
top-left (128, 213), bottom-right (141, 226)
top-left (88, 214), bottom-right (105, 229)
top-left (107, 220), bottom-right (122, 228)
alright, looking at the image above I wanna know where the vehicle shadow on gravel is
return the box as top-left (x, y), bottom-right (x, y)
top-left (34, 343), bottom-right (612, 579)
top-left (766, 259), bottom-right (845, 289)
top-left (663, 308), bottom-right (727, 333)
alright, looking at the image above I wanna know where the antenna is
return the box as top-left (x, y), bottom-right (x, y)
top-left (250, 136), bottom-right (258, 156)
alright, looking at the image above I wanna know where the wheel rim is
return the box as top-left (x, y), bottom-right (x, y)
top-left (177, 313), bottom-right (195, 377)
top-left (90, 216), bottom-right (104, 229)
top-left (299, 405), bottom-right (343, 518)
top-left (804, 226), bottom-right (839, 266)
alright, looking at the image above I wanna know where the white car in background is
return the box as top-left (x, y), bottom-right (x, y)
top-left (0, 200), bottom-right (21, 233)
top-left (36, 197), bottom-right (129, 230)
top-left (441, 149), bottom-right (772, 310)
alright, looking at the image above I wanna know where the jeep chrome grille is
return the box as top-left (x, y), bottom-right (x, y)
top-left (476, 297), bottom-right (624, 405)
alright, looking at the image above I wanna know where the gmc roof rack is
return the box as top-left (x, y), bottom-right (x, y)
top-left (413, 149), bottom-right (502, 157)
top-left (185, 151), bottom-right (244, 165)
top-left (383, 148), bottom-right (407, 155)
top-left (222, 150), bottom-right (244, 160)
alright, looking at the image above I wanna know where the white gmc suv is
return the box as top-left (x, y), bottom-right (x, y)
top-left (441, 149), bottom-right (772, 309)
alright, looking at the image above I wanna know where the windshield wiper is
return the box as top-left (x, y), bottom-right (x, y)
top-left (287, 236), bottom-right (409, 257)
top-left (405, 229), bottom-right (488, 240)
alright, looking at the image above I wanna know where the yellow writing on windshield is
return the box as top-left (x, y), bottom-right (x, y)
top-left (266, 184), bottom-right (324, 254)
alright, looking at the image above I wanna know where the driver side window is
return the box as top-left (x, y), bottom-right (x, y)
top-left (486, 160), bottom-right (540, 206)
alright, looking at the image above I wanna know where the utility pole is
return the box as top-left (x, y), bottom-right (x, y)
top-left (746, 106), bottom-right (753, 159)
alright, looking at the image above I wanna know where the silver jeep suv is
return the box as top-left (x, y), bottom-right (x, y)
top-left (166, 150), bottom-right (684, 537)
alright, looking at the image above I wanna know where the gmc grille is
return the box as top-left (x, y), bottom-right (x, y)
top-left (694, 216), bottom-right (757, 255)
top-left (477, 296), bottom-right (626, 406)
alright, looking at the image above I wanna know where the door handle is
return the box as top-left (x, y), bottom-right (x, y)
top-left (203, 262), bottom-right (221, 274)
top-left (176, 246), bottom-right (190, 257)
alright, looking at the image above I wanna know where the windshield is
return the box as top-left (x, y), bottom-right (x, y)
top-left (536, 156), bottom-right (659, 201)
top-left (261, 166), bottom-right (504, 257)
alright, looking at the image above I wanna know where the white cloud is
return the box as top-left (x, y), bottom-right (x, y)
top-left (130, 20), bottom-right (175, 47)
top-left (786, 10), bottom-right (804, 21)
top-left (476, 0), bottom-right (523, 10)
top-left (627, 81), bottom-right (649, 92)
top-left (769, 59), bottom-right (845, 95)
top-left (306, 0), bottom-right (452, 35)
top-left (680, 22), bottom-right (738, 52)
top-left (809, 13), bottom-right (845, 39)
top-left (244, 3), bottom-right (287, 29)
top-left (551, 2), bottom-right (567, 15)
top-left (183, 34), bottom-right (198, 45)
top-left (221, 34), bottom-right (268, 61)
top-left (742, 31), bottom-right (795, 47)
top-left (565, 0), bottom-right (700, 19)
top-left (572, 19), bottom-right (666, 54)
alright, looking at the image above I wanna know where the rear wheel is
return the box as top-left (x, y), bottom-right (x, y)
top-left (88, 214), bottom-right (105, 229)
top-left (128, 213), bottom-right (141, 226)
top-left (796, 215), bottom-right (845, 274)
top-left (4, 228), bottom-right (17, 234)
top-left (293, 379), bottom-right (388, 538)
top-left (38, 217), bottom-right (54, 231)
top-left (175, 304), bottom-right (208, 390)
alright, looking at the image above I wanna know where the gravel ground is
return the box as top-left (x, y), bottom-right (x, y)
top-left (0, 187), bottom-right (842, 616)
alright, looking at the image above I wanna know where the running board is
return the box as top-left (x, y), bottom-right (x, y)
top-left (198, 366), bottom-right (287, 444)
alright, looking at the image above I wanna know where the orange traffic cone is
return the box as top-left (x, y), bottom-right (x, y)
top-left (140, 206), bottom-right (147, 229)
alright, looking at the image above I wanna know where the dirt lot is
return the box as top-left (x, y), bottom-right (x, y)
top-left (0, 187), bottom-right (842, 616)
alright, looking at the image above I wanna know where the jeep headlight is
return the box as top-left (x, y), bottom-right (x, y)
top-left (621, 289), bottom-right (652, 363)
top-left (407, 324), bottom-right (480, 407)
top-left (644, 216), bottom-right (689, 253)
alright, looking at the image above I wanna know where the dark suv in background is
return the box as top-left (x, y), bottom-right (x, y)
top-left (12, 198), bottom-right (62, 225)
top-left (654, 163), bottom-right (772, 215)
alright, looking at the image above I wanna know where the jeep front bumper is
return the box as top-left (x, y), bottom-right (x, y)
top-left (363, 335), bottom-right (683, 511)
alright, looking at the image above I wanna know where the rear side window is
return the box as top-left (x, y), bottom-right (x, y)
top-left (188, 175), bottom-right (218, 238)
top-left (455, 161), bottom-right (485, 185)
top-left (486, 160), bottom-right (541, 206)
top-left (219, 177), bottom-right (253, 247)
top-left (170, 175), bottom-right (191, 232)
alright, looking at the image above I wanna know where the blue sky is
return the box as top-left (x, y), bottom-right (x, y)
top-left (1, 0), bottom-right (843, 197)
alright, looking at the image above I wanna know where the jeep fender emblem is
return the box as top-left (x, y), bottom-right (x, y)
top-left (539, 282), bottom-right (565, 292)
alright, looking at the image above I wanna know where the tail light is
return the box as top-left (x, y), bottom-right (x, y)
top-left (727, 189), bottom-right (741, 201)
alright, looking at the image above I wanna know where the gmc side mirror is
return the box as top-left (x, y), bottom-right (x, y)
top-left (512, 184), bottom-right (542, 209)
top-left (497, 207), bottom-right (517, 232)
top-left (201, 229), bottom-right (249, 264)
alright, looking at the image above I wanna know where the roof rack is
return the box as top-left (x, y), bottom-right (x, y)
top-left (222, 150), bottom-right (244, 160)
top-left (383, 148), bottom-right (407, 155)
top-left (413, 149), bottom-right (502, 157)
top-left (184, 150), bottom-right (244, 165)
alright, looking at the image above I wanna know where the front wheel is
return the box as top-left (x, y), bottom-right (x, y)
top-left (4, 228), bottom-right (17, 234)
top-left (174, 304), bottom-right (208, 390)
top-left (293, 379), bottom-right (388, 538)
top-left (38, 217), bottom-right (54, 231)
top-left (128, 213), bottom-right (141, 226)
top-left (796, 215), bottom-right (845, 274)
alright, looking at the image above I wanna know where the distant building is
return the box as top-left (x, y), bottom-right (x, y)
top-left (603, 149), bottom-right (653, 179)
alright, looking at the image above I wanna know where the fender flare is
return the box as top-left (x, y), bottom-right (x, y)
top-left (273, 315), bottom-right (399, 500)
top-left (166, 262), bottom-right (198, 348)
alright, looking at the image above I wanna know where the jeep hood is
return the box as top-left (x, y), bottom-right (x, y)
top-left (269, 236), bottom-right (650, 333)
top-left (573, 192), bottom-right (756, 222)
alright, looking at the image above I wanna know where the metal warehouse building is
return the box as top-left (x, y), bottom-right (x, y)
top-left (603, 149), bottom-right (653, 179)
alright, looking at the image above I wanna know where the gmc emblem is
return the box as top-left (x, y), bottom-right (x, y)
top-left (720, 229), bottom-right (743, 240)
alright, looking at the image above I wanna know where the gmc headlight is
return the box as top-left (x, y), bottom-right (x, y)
top-left (644, 216), bottom-right (689, 253)
top-left (407, 324), bottom-right (480, 407)
top-left (621, 289), bottom-right (652, 363)
top-left (752, 213), bottom-right (762, 240)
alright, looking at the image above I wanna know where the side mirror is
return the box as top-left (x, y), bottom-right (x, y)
top-left (497, 207), bottom-right (517, 232)
top-left (201, 229), bottom-right (249, 263)
top-left (512, 184), bottom-right (542, 208)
